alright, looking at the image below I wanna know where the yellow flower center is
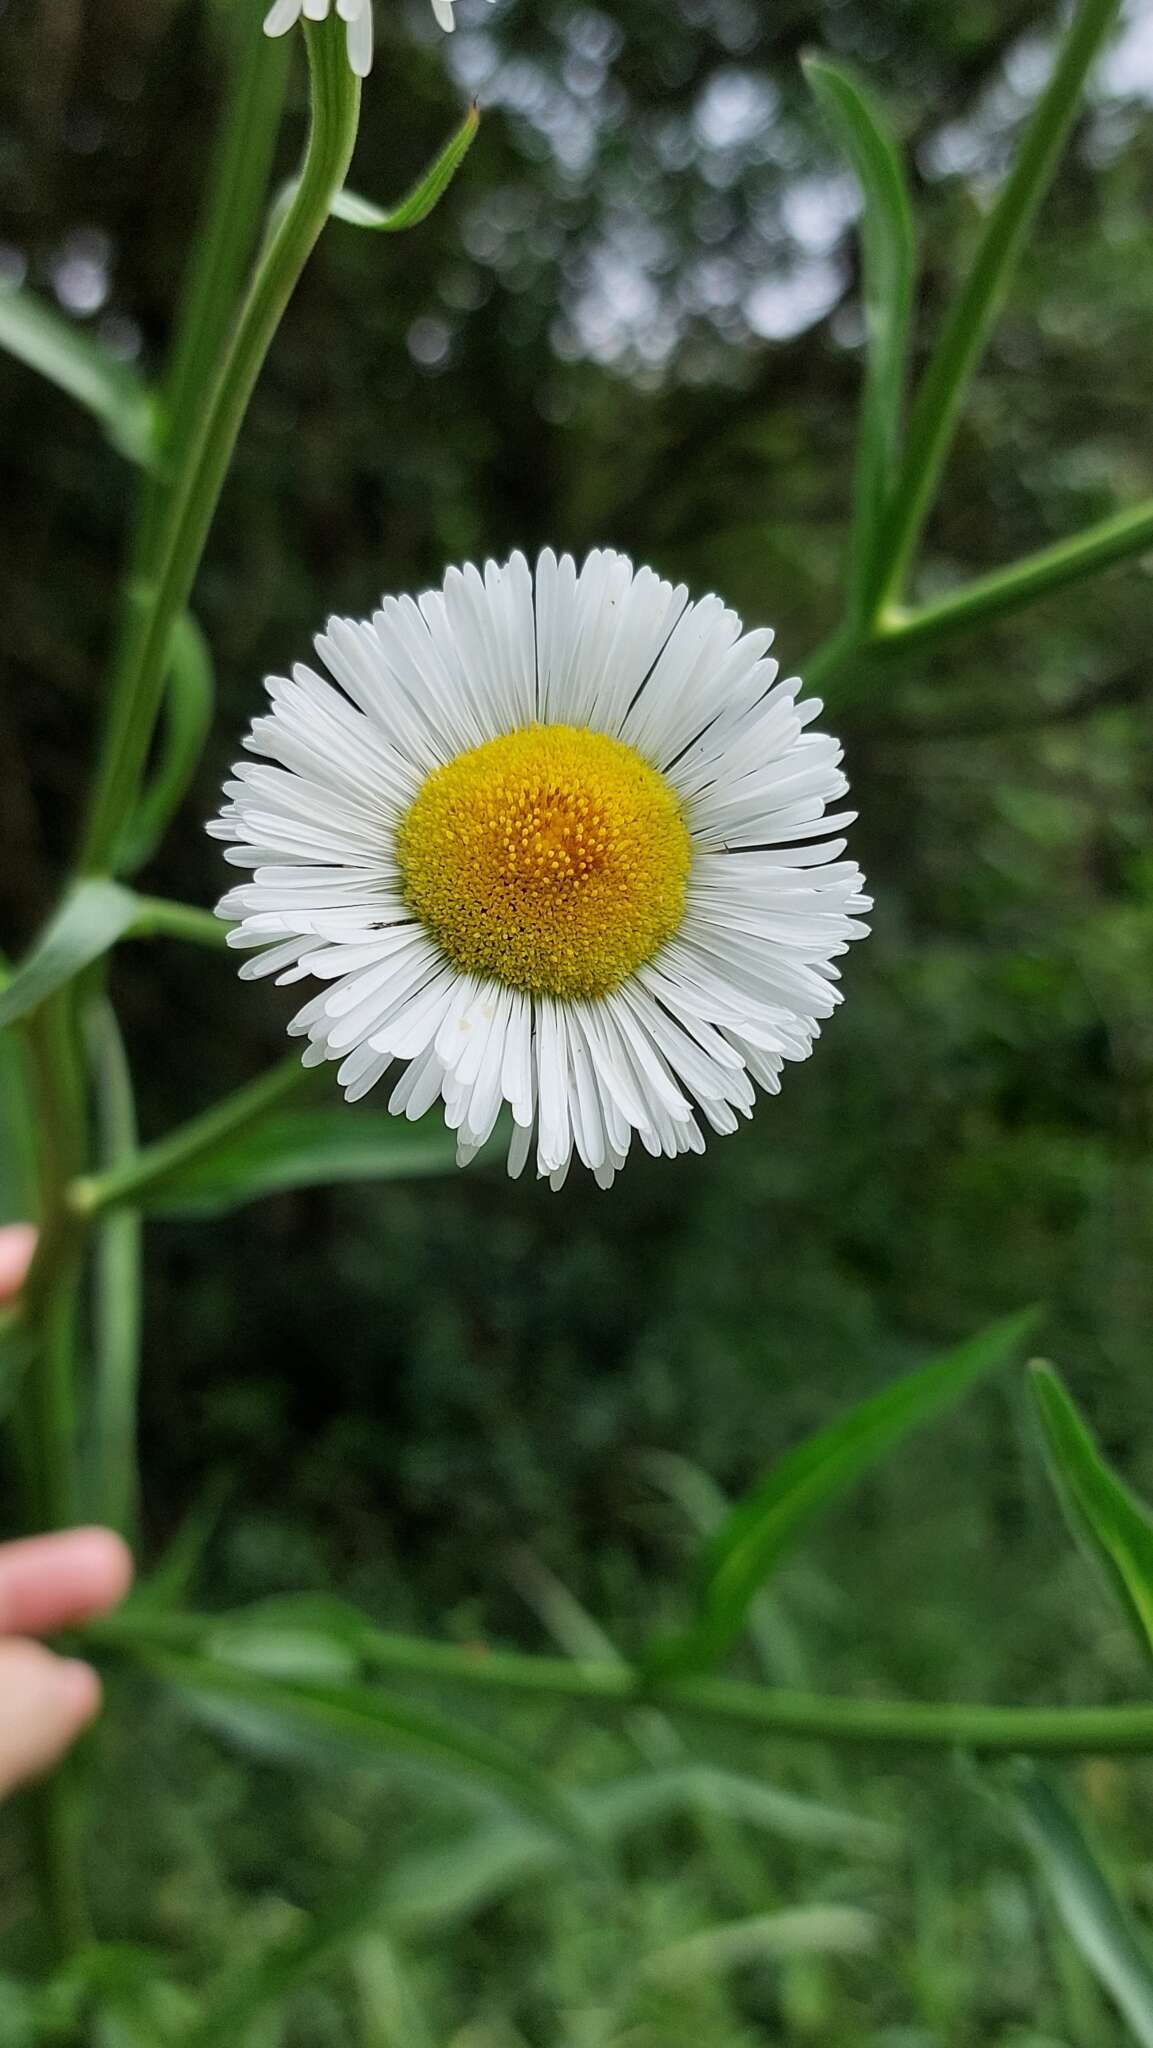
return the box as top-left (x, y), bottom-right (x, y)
top-left (396, 723), bottom-right (692, 1000)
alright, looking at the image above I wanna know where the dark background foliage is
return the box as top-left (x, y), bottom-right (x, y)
top-left (3, 0), bottom-right (1153, 2036)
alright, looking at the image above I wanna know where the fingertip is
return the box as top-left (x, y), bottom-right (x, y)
top-left (67, 1528), bottom-right (135, 1611)
top-left (55, 1658), bottom-right (102, 1727)
top-left (0, 1224), bottom-right (37, 1306)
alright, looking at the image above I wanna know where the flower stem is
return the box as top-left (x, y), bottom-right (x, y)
top-left (129, 897), bottom-right (231, 950)
top-left (87, 1005), bottom-right (142, 1540)
top-left (19, 991), bottom-right (92, 1963)
top-left (78, 21), bottom-right (360, 877)
top-left (73, 1055), bottom-right (311, 1216)
top-left (90, 1608), bottom-right (1153, 1758)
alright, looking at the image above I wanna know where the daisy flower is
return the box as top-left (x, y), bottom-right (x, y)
top-left (212, 550), bottom-right (871, 1190)
top-left (263, 0), bottom-right (374, 78)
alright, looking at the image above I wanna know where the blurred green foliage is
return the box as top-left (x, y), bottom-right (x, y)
top-left (4, 0), bottom-right (1153, 2037)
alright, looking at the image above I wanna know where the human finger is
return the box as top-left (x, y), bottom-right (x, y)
top-left (0, 1529), bottom-right (134, 1638)
top-left (0, 1641), bottom-right (101, 1797)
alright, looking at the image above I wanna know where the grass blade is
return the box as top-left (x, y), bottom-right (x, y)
top-left (1014, 1765), bottom-right (1153, 2046)
top-left (1030, 1362), bottom-right (1153, 1663)
top-left (803, 56), bottom-right (915, 617)
top-left (652, 1309), bottom-right (1039, 1676)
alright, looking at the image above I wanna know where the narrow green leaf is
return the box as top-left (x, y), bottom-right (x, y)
top-left (331, 103), bottom-right (479, 232)
top-left (0, 284), bottom-right (157, 465)
top-left (803, 56), bottom-right (915, 616)
top-left (134, 1643), bottom-right (590, 1850)
top-left (0, 882), bottom-right (140, 1033)
top-left (1030, 1362), bottom-right (1153, 1662)
top-left (120, 615), bottom-right (215, 873)
top-left (136, 1105), bottom-right (464, 1215)
top-left (874, 0), bottom-right (1124, 611)
top-left (642, 1904), bottom-right (878, 1981)
top-left (652, 1309), bottom-right (1039, 1676)
top-left (1014, 1765), bottom-right (1153, 2046)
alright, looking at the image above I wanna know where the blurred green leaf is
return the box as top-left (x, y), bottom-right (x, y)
top-left (642, 1904), bottom-right (879, 1981)
top-left (0, 283), bottom-right (157, 464)
top-left (331, 103), bottom-right (480, 232)
top-left (186, 1758), bottom-right (891, 2048)
top-left (136, 1105), bottom-right (464, 1214)
top-left (120, 614), bottom-right (215, 873)
top-left (652, 1309), bottom-right (1039, 1675)
top-left (0, 882), bottom-right (140, 1032)
top-left (1030, 1362), bottom-right (1153, 1662)
top-left (803, 55), bottom-right (915, 615)
top-left (1014, 1765), bottom-right (1153, 2045)
top-left (136, 1643), bottom-right (591, 1850)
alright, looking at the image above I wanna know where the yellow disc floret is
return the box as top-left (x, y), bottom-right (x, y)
top-left (396, 723), bottom-right (692, 1000)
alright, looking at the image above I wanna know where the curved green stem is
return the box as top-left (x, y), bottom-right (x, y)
top-left (73, 1055), bottom-right (311, 1216)
top-left (89, 1609), bottom-right (1153, 1758)
top-left (79, 21), bottom-right (360, 876)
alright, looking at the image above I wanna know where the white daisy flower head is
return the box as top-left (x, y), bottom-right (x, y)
top-left (212, 549), bottom-right (871, 1190)
top-left (263, 0), bottom-right (374, 77)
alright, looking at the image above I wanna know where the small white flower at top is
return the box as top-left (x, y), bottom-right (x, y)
top-left (212, 549), bottom-right (871, 1191)
top-left (263, 0), bottom-right (373, 77)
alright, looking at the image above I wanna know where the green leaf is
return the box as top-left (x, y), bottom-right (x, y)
top-left (136, 1105), bottom-right (465, 1215)
top-left (331, 103), bottom-right (479, 232)
top-left (652, 1309), bottom-right (1039, 1676)
top-left (120, 615), bottom-right (215, 873)
top-left (0, 283), bottom-right (157, 465)
top-left (1030, 1362), bottom-right (1153, 1662)
top-left (1013, 1765), bottom-right (1153, 2046)
top-left (873, 0), bottom-right (1124, 611)
top-left (0, 882), bottom-right (140, 1033)
top-left (134, 1643), bottom-right (591, 1850)
top-left (803, 56), bottom-right (915, 617)
top-left (642, 1904), bottom-right (879, 1982)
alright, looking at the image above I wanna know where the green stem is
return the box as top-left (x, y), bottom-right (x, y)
top-left (19, 992), bottom-right (92, 1963)
top-left (88, 1005), bottom-right (142, 1540)
top-left (871, 496), bottom-right (1153, 658)
top-left (78, 21), bottom-right (360, 877)
top-left (130, 897), bottom-right (230, 950)
top-left (151, 14), bottom-right (293, 563)
top-left (73, 1055), bottom-right (311, 1216)
top-left (20, 997), bottom-right (86, 1529)
top-left (873, 0), bottom-right (1123, 615)
top-left (89, 1609), bottom-right (1153, 1758)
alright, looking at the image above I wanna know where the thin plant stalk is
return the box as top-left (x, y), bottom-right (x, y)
top-left (78, 22), bottom-right (360, 877)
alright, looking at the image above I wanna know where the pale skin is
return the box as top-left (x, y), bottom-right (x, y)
top-left (0, 1225), bottom-right (133, 1797)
